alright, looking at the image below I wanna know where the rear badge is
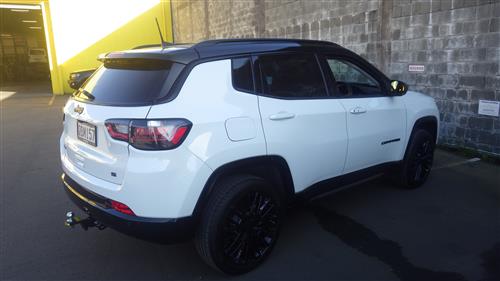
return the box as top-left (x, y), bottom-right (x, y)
top-left (74, 105), bottom-right (84, 114)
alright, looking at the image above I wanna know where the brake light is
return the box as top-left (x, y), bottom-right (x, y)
top-left (105, 119), bottom-right (191, 150)
top-left (110, 200), bottom-right (135, 216)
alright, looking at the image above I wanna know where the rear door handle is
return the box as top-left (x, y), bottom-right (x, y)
top-left (349, 107), bottom-right (367, 114)
top-left (269, 112), bottom-right (295, 121)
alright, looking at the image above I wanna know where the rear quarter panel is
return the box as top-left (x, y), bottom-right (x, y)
top-left (146, 59), bottom-right (267, 215)
top-left (147, 59), bottom-right (266, 169)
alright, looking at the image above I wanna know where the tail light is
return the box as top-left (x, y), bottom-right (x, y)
top-left (105, 119), bottom-right (129, 141)
top-left (105, 119), bottom-right (191, 150)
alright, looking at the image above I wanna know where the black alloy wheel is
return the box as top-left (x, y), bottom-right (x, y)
top-left (195, 175), bottom-right (283, 275)
top-left (410, 139), bottom-right (433, 184)
top-left (398, 129), bottom-right (435, 188)
top-left (219, 190), bottom-right (279, 267)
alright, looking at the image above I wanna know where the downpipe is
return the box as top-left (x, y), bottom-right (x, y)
top-left (65, 211), bottom-right (106, 231)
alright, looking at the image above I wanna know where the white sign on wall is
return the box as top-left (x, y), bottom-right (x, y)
top-left (408, 65), bottom-right (425, 72)
top-left (478, 100), bottom-right (500, 117)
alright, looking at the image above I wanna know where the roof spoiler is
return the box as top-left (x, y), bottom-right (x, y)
top-left (97, 53), bottom-right (107, 62)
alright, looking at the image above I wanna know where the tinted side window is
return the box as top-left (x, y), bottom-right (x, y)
top-left (326, 59), bottom-right (382, 97)
top-left (232, 57), bottom-right (254, 92)
top-left (258, 53), bottom-right (327, 98)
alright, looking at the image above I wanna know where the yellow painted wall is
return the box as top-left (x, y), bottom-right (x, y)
top-left (1, 0), bottom-right (173, 94)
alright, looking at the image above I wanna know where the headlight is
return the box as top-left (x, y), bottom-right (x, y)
top-left (70, 73), bottom-right (80, 79)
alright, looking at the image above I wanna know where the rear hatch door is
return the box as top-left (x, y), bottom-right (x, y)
top-left (62, 58), bottom-right (183, 184)
top-left (63, 101), bottom-right (150, 184)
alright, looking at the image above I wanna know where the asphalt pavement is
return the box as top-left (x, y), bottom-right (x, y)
top-left (1, 84), bottom-right (499, 280)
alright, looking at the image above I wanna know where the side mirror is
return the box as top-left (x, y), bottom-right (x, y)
top-left (390, 80), bottom-right (408, 96)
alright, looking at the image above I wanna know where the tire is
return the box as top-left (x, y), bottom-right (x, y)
top-left (195, 175), bottom-right (283, 275)
top-left (397, 129), bottom-right (435, 189)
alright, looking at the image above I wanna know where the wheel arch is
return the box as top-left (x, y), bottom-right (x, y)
top-left (404, 115), bottom-right (438, 159)
top-left (413, 116), bottom-right (438, 143)
top-left (191, 155), bottom-right (295, 219)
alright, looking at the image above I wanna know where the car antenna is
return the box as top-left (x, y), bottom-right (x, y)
top-left (155, 17), bottom-right (168, 49)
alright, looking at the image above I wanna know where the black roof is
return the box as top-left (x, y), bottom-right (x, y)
top-left (103, 39), bottom-right (347, 65)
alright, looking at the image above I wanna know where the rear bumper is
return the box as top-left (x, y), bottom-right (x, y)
top-left (62, 173), bottom-right (195, 243)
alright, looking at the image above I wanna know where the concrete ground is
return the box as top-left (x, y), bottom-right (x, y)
top-left (1, 84), bottom-right (499, 281)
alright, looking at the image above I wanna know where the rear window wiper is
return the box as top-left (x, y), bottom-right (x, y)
top-left (74, 89), bottom-right (95, 101)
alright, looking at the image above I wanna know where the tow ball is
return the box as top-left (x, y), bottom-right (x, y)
top-left (65, 212), bottom-right (106, 230)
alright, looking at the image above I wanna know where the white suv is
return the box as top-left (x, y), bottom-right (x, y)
top-left (60, 39), bottom-right (439, 274)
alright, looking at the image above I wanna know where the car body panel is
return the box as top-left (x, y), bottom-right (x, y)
top-left (400, 91), bottom-right (440, 158)
top-left (339, 96), bottom-right (407, 173)
top-left (62, 99), bottom-right (150, 184)
top-left (147, 59), bottom-right (267, 171)
top-left (258, 96), bottom-right (348, 192)
top-left (61, 139), bottom-right (213, 218)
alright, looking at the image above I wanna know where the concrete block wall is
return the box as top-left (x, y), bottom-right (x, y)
top-left (171, 0), bottom-right (500, 155)
top-left (390, 0), bottom-right (500, 154)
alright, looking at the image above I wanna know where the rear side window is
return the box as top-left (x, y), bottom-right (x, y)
top-left (258, 53), bottom-right (327, 99)
top-left (73, 59), bottom-right (183, 106)
top-left (231, 57), bottom-right (254, 92)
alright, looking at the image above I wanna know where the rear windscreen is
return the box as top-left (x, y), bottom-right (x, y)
top-left (73, 59), bottom-right (183, 106)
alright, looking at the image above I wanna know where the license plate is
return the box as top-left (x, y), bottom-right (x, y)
top-left (77, 121), bottom-right (97, 146)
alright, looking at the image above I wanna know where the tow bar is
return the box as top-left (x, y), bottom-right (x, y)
top-left (65, 211), bottom-right (106, 230)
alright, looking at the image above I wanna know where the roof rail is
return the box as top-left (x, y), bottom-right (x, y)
top-left (194, 38), bottom-right (338, 47)
top-left (132, 43), bottom-right (194, 50)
